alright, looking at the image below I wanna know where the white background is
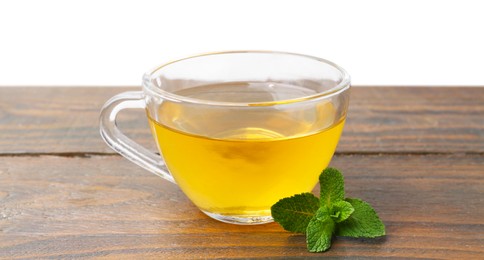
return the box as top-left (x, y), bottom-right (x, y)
top-left (0, 0), bottom-right (483, 86)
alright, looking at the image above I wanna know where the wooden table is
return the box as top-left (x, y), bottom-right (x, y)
top-left (0, 87), bottom-right (483, 259)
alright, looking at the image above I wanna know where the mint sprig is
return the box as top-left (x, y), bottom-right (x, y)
top-left (271, 168), bottom-right (385, 252)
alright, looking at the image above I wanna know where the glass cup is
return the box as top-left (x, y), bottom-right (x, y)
top-left (100, 51), bottom-right (350, 225)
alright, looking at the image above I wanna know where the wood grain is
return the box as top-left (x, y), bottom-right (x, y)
top-left (1, 86), bottom-right (483, 259)
top-left (0, 87), bottom-right (150, 154)
top-left (0, 87), bottom-right (483, 154)
top-left (1, 154), bottom-right (482, 259)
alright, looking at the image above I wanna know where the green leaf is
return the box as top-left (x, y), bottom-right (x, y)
top-left (320, 168), bottom-right (345, 207)
top-left (271, 167), bottom-right (386, 253)
top-left (306, 207), bottom-right (335, 252)
top-left (336, 198), bottom-right (386, 238)
top-left (330, 200), bottom-right (354, 223)
top-left (271, 193), bottom-right (320, 233)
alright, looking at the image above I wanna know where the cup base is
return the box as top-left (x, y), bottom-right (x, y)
top-left (201, 210), bottom-right (274, 225)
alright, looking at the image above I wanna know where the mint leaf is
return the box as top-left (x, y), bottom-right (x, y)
top-left (306, 207), bottom-right (335, 252)
top-left (330, 200), bottom-right (354, 223)
top-left (320, 168), bottom-right (345, 208)
top-left (271, 167), bottom-right (386, 253)
top-left (271, 193), bottom-right (320, 233)
top-left (336, 198), bottom-right (385, 238)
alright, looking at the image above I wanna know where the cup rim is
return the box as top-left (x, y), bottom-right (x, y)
top-left (142, 50), bottom-right (351, 107)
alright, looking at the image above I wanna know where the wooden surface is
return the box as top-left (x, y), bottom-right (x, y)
top-left (0, 87), bottom-right (483, 154)
top-left (1, 87), bottom-right (483, 259)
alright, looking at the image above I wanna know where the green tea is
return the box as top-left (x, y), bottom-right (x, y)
top-left (148, 82), bottom-right (345, 218)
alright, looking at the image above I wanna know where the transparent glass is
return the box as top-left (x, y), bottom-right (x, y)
top-left (100, 51), bottom-right (350, 225)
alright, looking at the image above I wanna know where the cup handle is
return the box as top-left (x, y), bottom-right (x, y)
top-left (99, 91), bottom-right (175, 184)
